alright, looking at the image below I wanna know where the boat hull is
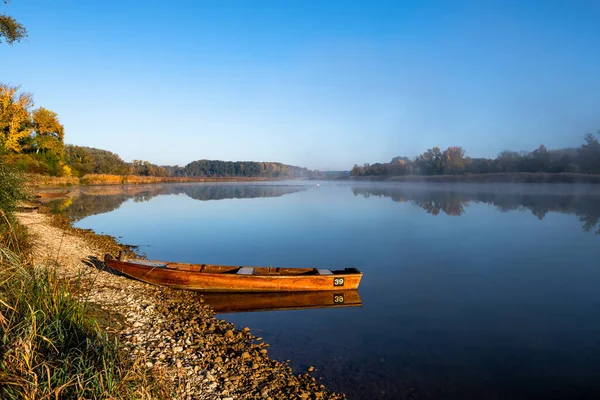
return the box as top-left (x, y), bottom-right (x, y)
top-left (104, 256), bottom-right (362, 292)
top-left (34, 191), bottom-right (70, 198)
top-left (201, 291), bottom-right (362, 313)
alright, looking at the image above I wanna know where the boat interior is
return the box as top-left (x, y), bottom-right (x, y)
top-left (125, 259), bottom-right (361, 276)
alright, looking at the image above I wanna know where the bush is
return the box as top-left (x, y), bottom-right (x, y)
top-left (0, 158), bottom-right (29, 215)
top-left (24, 173), bottom-right (79, 188)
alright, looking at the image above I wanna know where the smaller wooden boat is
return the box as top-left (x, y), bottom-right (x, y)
top-left (34, 190), bottom-right (70, 199)
top-left (104, 253), bottom-right (362, 292)
top-left (16, 204), bottom-right (40, 213)
top-left (200, 291), bottom-right (362, 313)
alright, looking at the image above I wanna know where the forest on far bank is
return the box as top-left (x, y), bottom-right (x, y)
top-left (4, 82), bottom-right (599, 181)
top-left (351, 133), bottom-right (600, 177)
top-left (64, 145), bottom-right (319, 178)
top-left (0, 84), bottom-right (319, 179)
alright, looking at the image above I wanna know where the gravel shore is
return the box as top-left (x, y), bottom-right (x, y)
top-left (17, 211), bottom-right (346, 400)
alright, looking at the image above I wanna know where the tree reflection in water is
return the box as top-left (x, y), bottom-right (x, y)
top-left (352, 184), bottom-right (600, 234)
top-left (49, 183), bottom-right (600, 235)
top-left (49, 184), bottom-right (307, 221)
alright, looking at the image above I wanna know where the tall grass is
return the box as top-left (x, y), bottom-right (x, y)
top-left (0, 164), bottom-right (29, 214)
top-left (23, 174), bottom-right (79, 188)
top-left (1, 160), bottom-right (31, 255)
top-left (0, 220), bottom-right (172, 399)
top-left (25, 173), bottom-right (273, 187)
top-left (1, 159), bottom-right (171, 399)
top-left (79, 174), bottom-right (270, 185)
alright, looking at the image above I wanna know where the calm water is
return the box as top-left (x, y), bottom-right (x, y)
top-left (61, 182), bottom-right (600, 400)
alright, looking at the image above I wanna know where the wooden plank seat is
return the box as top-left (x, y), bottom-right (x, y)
top-left (237, 267), bottom-right (254, 275)
top-left (317, 269), bottom-right (333, 275)
top-left (128, 260), bottom-right (168, 268)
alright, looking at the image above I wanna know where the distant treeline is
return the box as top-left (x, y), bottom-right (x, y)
top-left (351, 133), bottom-right (600, 177)
top-left (174, 159), bottom-right (318, 178)
top-left (65, 145), bottom-right (171, 177)
top-left (65, 146), bottom-right (319, 179)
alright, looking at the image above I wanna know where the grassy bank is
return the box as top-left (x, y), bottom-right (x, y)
top-left (0, 162), bottom-right (171, 399)
top-left (0, 245), bottom-right (170, 399)
top-left (26, 173), bottom-right (274, 188)
top-left (346, 172), bottom-right (600, 183)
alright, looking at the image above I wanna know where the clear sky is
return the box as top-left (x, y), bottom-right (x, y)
top-left (2, 0), bottom-right (600, 170)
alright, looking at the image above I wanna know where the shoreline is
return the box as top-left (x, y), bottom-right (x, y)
top-left (25, 173), bottom-right (299, 188)
top-left (17, 207), bottom-right (345, 399)
top-left (338, 172), bottom-right (600, 183)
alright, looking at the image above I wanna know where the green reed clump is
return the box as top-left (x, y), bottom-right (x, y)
top-left (0, 158), bottom-right (31, 254)
top-left (0, 159), bottom-right (29, 215)
top-left (0, 244), bottom-right (172, 399)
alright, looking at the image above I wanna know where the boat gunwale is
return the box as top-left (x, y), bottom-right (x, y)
top-left (106, 256), bottom-right (363, 279)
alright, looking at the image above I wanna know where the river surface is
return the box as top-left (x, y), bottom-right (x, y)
top-left (56, 181), bottom-right (600, 400)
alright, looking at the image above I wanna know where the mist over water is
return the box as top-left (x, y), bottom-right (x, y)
top-left (66, 181), bottom-right (600, 400)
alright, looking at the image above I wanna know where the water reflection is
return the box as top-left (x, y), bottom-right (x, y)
top-left (50, 184), bottom-right (307, 221)
top-left (70, 182), bottom-right (600, 400)
top-left (200, 290), bottom-right (362, 314)
top-left (352, 184), bottom-right (600, 234)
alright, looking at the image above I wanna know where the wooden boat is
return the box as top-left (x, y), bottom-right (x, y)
top-left (200, 290), bottom-right (362, 313)
top-left (16, 204), bottom-right (40, 213)
top-left (103, 253), bottom-right (362, 292)
top-left (34, 190), bottom-right (70, 199)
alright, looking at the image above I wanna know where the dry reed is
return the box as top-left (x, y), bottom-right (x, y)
top-left (0, 212), bottom-right (172, 399)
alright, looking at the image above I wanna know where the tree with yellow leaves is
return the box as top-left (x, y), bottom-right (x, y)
top-left (32, 107), bottom-right (65, 158)
top-left (0, 83), bottom-right (69, 176)
top-left (0, 83), bottom-right (33, 152)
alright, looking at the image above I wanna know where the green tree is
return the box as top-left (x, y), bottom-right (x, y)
top-left (131, 160), bottom-right (169, 176)
top-left (65, 145), bottom-right (131, 176)
top-left (442, 146), bottom-right (466, 174)
top-left (494, 150), bottom-right (522, 173)
top-left (416, 147), bottom-right (443, 175)
top-left (0, 153), bottom-right (27, 214)
top-left (0, 1), bottom-right (27, 45)
top-left (578, 132), bottom-right (600, 174)
top-left (531, 144), bottom-right (550, 172)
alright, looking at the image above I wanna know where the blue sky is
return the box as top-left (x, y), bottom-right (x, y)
top-left (2, 0), bottom-right (600, 170)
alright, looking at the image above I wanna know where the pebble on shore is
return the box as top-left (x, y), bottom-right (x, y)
top-left (18, 211), bottom-right (346, 400)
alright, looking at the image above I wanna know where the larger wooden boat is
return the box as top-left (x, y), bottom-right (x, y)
top-left (200, 291), bottom-right (362, 313)
top-left (103, 254), bottom-right (363, 292)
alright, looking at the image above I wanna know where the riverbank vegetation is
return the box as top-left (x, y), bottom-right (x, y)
top-left (25, 173), bottom-right (273, 188)
top-left (0, 84), bottom-right (70, 177)
top-left (1, 84), bottom-right (319, 181)
top-left (0, 159), bottom-right (171, 399)
top-left (351, 133), bottom-right (600, 178)
top-left (174, 159), bottom-right (316, 178)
